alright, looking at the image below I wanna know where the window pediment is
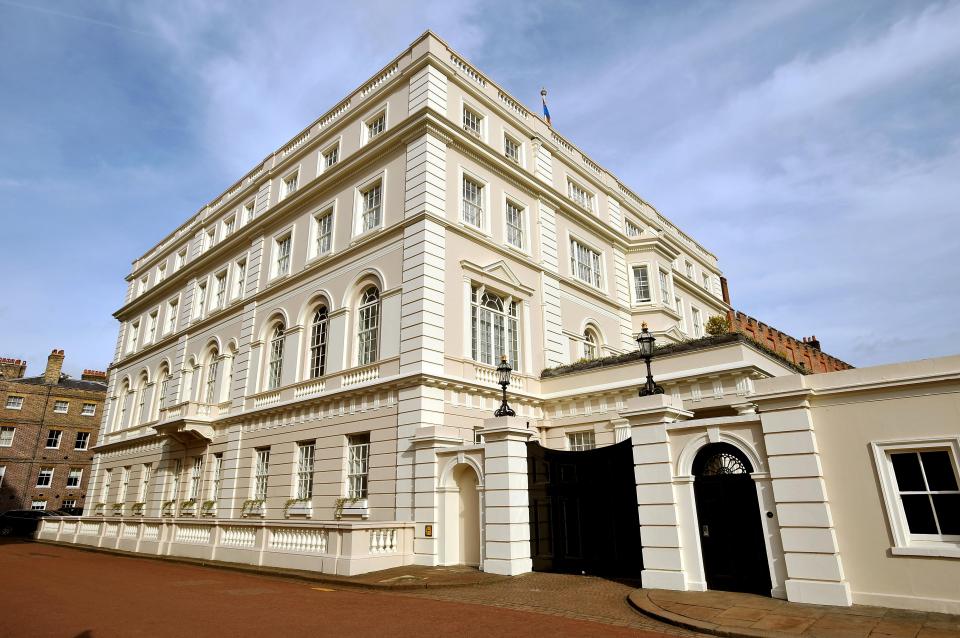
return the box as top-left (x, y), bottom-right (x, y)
top-left (461, 259), bottom-right (534, 298)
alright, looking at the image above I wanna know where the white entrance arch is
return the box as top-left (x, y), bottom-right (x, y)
top-left (438, 456), bottom-right (484, 567)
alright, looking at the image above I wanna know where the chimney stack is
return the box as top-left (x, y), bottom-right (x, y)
top-left (81, 369), bottom-right (108, 383)
top-left (44, 349), bottom-right (65, 384)
top-left (0, 357), bottom-right (27, 380)
top-left (803, 336), bottom-right (821, 351)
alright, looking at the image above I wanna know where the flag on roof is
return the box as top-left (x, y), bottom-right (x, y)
top-left (540, 88), bottom-right (551, 126)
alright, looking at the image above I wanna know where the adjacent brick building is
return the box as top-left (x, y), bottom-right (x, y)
top-left (0, 350), bottom-right (107, 513)
top-left (726, 310), bottom-right (852, 373)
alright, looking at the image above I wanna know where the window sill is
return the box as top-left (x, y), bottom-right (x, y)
top-left (891, 546), bottom-right (960, 559)
top-left (458, 220), bottom-right (491, 239)
top-left (503, 242), bottom-right (531, 259)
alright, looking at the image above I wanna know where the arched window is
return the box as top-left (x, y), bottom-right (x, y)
top-left (310, 306), bottom-right (329, 378)
top-left (583, 329), bottom-right (599, 360)
top-left (134, 374), bottom-right (149, 425)
top-left (357, 287), bottom-right (380, 365)
top-left (268, 324), bottom-right (285, 390)
top-left (115, 380), bottom-right (130, 432)
top-left (204, 349), bottom-right (220, 404)
top-left (155, 365), bottom-right (170, 420)
top-left (471, 286), bottom-right (519, 369)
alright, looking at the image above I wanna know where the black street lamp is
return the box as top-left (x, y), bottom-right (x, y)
top-left (636, 322), bottom-right (664, 397)
top-left (494, 354), bottom-right (516, 417)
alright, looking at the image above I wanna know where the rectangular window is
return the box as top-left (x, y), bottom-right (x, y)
top-left (462, 176), bottom-right (484, 228)
top-left (361, 182), bottom-right (382, 232)
top-left (254, 448), bottom-right (270, 501)
top-left (0, 466), bottom-right (4, 488)
top-left (692, 307), bottom-right (704, 338)
top-left (625, 220), bottom-right (642, 237)
top-left (175, 248), bottom-right (187, 271)
top-left (296, 442), bottom-right (315, 500)
top-left (188, 457), bottom-right (202, 500)
top-left (1, 426), bottom-right (16, 447)
top-left (347, 434), bottom-right (370, 500)
top-left (281, 171), bottom-right (299, 199)
top-left (702, 273), bottom-right (711, 291)
top-left (74, 431), bottom-right (90, 450)
top-left (314, 209), bottom-right (333, 256)
top-left (633, 265), bottom-right (651, 302)
top-left (568, 431), bottom-right (596, 451)
top-left (205, 228), bottom-right (216, 251)
top-left (147, 311), bottom-right (158, 343)
top-left (275, 235), bottom-right (291, 276)
top-left (46, 430), bottom-right (62, 448)
top-left (214, 272), bottom-right (227, 309)
top-left (140, 464), bottom-right (152, 502)
top-left (138, 276), bottom-right (148, 296)
top-left (67, 468), bottom-right (82, 488)
top-left (234, 260), bottom-right (247, 299)
top-left (53, 401), bottom-right (69, 414)
top-left (37, 467), bottom-right (54, 488)
top-left (685, 261), bottom-right (694, 278)
top-left (659, 270), bottom-right (671, 305)
top-left (157, 264), bottom-right (166, 283)
top-left (195, 282), bottom-right (207, 317)
top-left (205, 358), bottom-right (219, 404)
top-left (31, 500), bottom-right (46, 511)
top-left (505, 201), bottom-right (524, 249)
top-left (243, 200), bottom-right (255, 223)
top-left (890, 449), bottom-right (960, 538)
top-left (676, 297), bottom-right (686, 333)
top-left (568, 180), bottom-right (594, 211)
top-left (81, 403), bottom-right (96, 417)
top-left (570, 239), bottom-right (603, 288)
top-left (127, 321), bottom-right (140, 352)
top-left (5, 396), bottom-right (23, 410)
top-left (210, 455), bottom-right (222, 501)
top-left (462, 105), bottom-right (482, 137)
top-left (119, 466), bottom-right (130, 502)
top-left (62, 499), bottom-right (76, 508)
top-left (166, 299), bottom-right (178, 334)
top-left (169, 460), bottom-right (180, 501)
top-left (102, 469), bottom-right (112, 502)
top-left (366, 113), bottom-right (385, 140)
top-left (223, 216), bottom-right (236, 238)
top-left (323, 144), bottom-right (339, 169)
top-left (504, 135), bottom-right (521, 164)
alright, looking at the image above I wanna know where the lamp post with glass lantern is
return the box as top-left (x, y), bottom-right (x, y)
top-left (636, 322), bottom-right (664, 397)
top-left (494, 354), bottom-right (516, 417)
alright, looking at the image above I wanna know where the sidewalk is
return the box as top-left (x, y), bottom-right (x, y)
top-left (629, 589), bottom-right (960, 638)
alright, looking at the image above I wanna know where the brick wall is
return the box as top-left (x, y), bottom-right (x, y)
top-left (727, 310), bottom-right (852, 373)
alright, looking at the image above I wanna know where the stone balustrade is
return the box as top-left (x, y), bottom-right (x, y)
top-left (37, 517), bottom-right (414, 577)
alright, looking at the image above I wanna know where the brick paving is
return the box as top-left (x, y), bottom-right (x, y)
top-left (629, 589), bottom-right (960, 638)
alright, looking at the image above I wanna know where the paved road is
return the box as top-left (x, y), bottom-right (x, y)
top-left (0, 541), bottom-right (678, 638)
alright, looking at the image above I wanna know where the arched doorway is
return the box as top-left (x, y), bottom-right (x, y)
top-left (693, 443), bottom-right (772, 595)
top-left (446, 464), bottom-right (480, 566)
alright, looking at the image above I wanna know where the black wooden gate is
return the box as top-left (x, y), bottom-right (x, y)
top-left (527, 438), bottom-right (643, 577)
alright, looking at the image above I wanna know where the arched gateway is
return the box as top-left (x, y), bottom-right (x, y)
top-left (692, 443), bottom-right (772, 595)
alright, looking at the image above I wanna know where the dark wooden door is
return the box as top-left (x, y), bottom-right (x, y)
top-left (693, 444), bottom-right (772, 596)
top-left (528, 439), bottom-right (643, 577)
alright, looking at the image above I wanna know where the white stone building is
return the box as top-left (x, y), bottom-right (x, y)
top-left (42, 32), bottom-right (958, 614)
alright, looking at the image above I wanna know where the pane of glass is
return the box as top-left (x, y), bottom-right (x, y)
top-left (920, 451), bottom-right (959, 491)
top-left (901, 494), bottom-right (938, 534)
top-left (932, 494), bottom-right (960, 535)
top-left (891, 453), bottom-right (926, 491)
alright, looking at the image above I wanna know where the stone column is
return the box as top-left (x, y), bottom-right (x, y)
top-left (755, 390), bottom-right (852, 606)
top-left (480, 416), bottom-right (534, 576)
top-left (620, 394), bottom-right (693, 591)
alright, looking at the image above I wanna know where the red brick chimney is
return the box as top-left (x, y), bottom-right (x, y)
top-left (81, 369), bottom-right (108, 383)
top-left (0, 357), bottom-right (27, 380)
top-left (44, 349), bottom-right (65, 384)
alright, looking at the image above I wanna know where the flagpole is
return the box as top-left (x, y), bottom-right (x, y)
top-left (540, 88), bottom-right (551, 127)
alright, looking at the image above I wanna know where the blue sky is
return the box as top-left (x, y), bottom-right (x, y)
top-left (1, 0), bottom-right (959, 377)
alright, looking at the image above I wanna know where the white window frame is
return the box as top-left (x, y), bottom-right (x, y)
top-left (311, 203), bottom-right (335, 259)
top-left (272, 230), bottom-right (293, 279)
top-left (74, 431), bottom-right (90, 450)
top-left (356, 286), bottom-right (381, 366)
top-left (503, 132), bottom-right (523, 166)
top-left (37, 467), bottom-right (54, 488)
top-left (31, 500), bottom-right (46, 511)
top-left (346, 434), bottom-right (370, 500)
top-left (702, 272), bottom-right (712, 291)
top-left (46, 429), bottom-right (62, 448)
top-left (0, 466), bottom-right (4, 488)
top-left (625, 219), bottom-right (642, 237)
top-left (156, 263), bottom-right (166, 283)
top-left (187, 456), bottom-right (202, 501)
top-left (632, 264), bottom-right (652, 303)
top-left (320, 139), bottom-right (341, 173)
top-left (459, 168), bottom-right (489, 233)
top-left (872, 438), bottom-right (960, 557)
top-left (62, 499), bottom-right (76, 508)
top-left (67, 468), bottom-right (83, 488)
top-left (53, 401), bottom-right (69, 414)
top-left (194, 280), bottom-right (208, 319)
top-left (222, 215), bottom-right (236, 239)
top-left (692, 307), bottom-right (704, 338)
top-left (81, 403), bottom-right (96, 417)
top-left (213, 270), bottom-right (227, 310)
top-left (165, 297), bottom-right (179, 335)
top-left (267, 323), bottom-right (285, 391)
top-left (280, 168), bottom-right (300, 200)
top-left (582, 329), bottom-right (600, 360)
top-left (204, 227), bottom-right (216, 252)
top-left (138, 276), bottom-right (148, 296)
top-left (658, 269), bottom-right (672, 306)
top-left (127, 320), bottom-right (140, 353)
top-left (567, 178), bottom-right (595, 213)
top-left (503, 195), bottom-right (528, 253)
top-left (461, 100), bottom-right (485, 140)
top-left (470, 285), bottom-right (521, 371)
top-left (175, 247), bottom-right (187, 271)
top-left (567, 431), bottom-right (596, 451)
top-left (253, 448), bottom-right (270, 501)
top-left (233, 258), bottom-right (247, 300)
top-left (361, 105), bottom-right (388, 145)
top-left (210, 455), bottom-right (222, 501)
top-left (146, 309), bottom-right (159, 344)
top-left (140, 463), bottom-right (152, 502)
top-left (354, 172), bottom-right (386, 236)
top-left (0, 426), bottom-right (15, 447)
top-left (243, 200), bottom-right (256, 224)
top-left (296, 441), bottom-right (315, 500)
top-left (568, 235), bottom-right (605, 290)
top-left (5, 396), bottom-right (23, 410)
top-left (676, 297), bottom-right (687, 333)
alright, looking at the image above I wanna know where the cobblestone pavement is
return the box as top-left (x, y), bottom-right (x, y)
top-left (0, 541), bottom-right (682, 637)
top-left (396, 571), bottom-right (701, 636)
